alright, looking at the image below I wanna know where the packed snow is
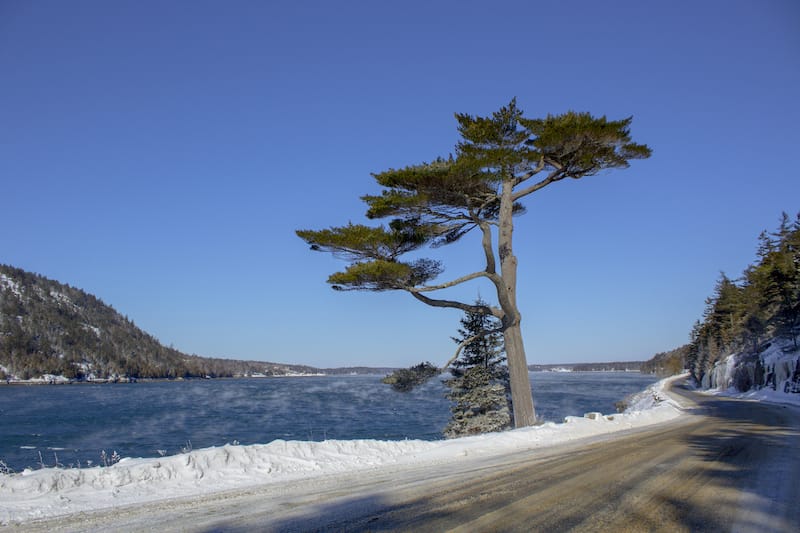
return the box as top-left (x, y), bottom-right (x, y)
top-left (709, 385), bottom-right (800, 407)
top-left (0, 376), bottom-right (687, 525)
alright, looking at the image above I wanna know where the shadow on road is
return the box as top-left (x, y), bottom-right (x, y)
top-left (681, 392), bottom-right (800, 532)
top-left (198, 492), bottom-right (450, 532)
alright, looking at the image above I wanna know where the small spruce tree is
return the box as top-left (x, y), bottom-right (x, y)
top-left (444, 300), bottom-right (512, 438)
top-left (382, 362), bottom-right (440, 392)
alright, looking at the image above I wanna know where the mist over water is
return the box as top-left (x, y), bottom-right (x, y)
top-left (0, 372), bottom-right (657, 471)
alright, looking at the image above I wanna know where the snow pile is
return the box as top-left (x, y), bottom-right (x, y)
top-left (13, 374), bottom-right (72, 385)
top-left (624, 373), bottom-right (687, 412)
top-left (0, 439), bottom-right (435, 524)
top-left (711, 384), bottom-right (800, 406)
top-left (0, 376), bottom-right (686, 526)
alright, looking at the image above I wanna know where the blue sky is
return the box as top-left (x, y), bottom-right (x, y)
top-left (2, 1), bottom-right (798, 367)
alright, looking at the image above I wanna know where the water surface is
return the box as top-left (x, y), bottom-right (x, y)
top-left (0, 372), bottom-right (657, 471)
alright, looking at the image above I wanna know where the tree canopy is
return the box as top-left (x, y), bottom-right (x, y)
top-left (298, 101), bottom-right (649, 302)
top-left (298, 99), bottom-right (651, 427)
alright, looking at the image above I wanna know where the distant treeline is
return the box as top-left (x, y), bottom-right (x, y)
top-left (528, 361), bottom-right (644, 372)
top-left (319, 366), bottom-right (398, 375)
top-left (640, 345), bottom-right (689, 377)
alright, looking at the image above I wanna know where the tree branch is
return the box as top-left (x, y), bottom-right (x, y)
top-left (478, 221), bottom-right (496, 275)
top-left (513, 157), bottom-right (546, 186)
top-left (511, 167), bottom-right (566, 201)
top-left (440, 326), bottom-right (505, 372)
top-left (409, 271), bottom-right (492, 293)
top-left (409, 291), bottom-right (502, 318)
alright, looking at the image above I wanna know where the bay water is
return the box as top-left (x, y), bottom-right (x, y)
top-left (0, 372), bottom-right (657, 471)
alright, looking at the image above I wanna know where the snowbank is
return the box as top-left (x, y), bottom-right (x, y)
top-left (622, 372), bottom-right (685, 412)
top-left (0, 376), bottom-right (685, 526)
top-left (708, 383), bottom-right (800, 406)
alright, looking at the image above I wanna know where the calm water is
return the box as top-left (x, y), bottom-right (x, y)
top-left (0, 372), bottom-right (657, 471)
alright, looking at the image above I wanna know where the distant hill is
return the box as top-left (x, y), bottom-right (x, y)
top-left (0, 264), bottom-right (321, 381)
top-left (528, 361), bottom-right (644, 372)
top-left (640, 345), bottom-right (689, 377)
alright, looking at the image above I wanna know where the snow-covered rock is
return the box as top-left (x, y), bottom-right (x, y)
top-left (702, 339), bottom-right (800, 399)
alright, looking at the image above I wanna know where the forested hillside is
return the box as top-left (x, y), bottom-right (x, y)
top-left (640, 345), bottom-right (688, 377)
top-left (643, 213), bottom-right (799, 392)
top-left (0, 265), bottom-right (317, 380)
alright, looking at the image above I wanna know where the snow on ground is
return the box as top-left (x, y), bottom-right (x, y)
top-left (622, 373), bottom-right (685, 412)
top-left (0, 375), bottom-right (687, 526)
top-left (704, 378), bottom-right (800, 407)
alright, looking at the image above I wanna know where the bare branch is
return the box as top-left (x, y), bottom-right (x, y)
top-left (513, 157), bottom-right (546, 186)
top-left (511, 167), bottom-right (566, 201)
top-left (409, 271), bottom-right (491, 293)
top-left (409, 291), bottom-right (502, 318)
top-left (439, 325), bottom-right (506, 372)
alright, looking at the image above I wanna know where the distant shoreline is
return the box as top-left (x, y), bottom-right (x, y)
top-left (0, 368), bottom-right (652, 386)
top-left (0, 373), bottom-right (392, 386)
top-left (528, 361), bottom-right (645, 372)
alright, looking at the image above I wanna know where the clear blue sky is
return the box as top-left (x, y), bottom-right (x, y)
top-left (2, 1), bottom-right (798, 367)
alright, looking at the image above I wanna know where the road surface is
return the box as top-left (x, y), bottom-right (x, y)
top-left (12, 380), bottom-right (800, 532)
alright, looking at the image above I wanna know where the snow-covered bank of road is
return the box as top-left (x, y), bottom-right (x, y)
top-left (703, 380), bottom-right (800, 407)
top-left (0, 375), bottom-right (686, 526)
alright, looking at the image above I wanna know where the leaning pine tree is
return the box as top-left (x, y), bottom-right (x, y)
top-left (297, 99), bottom-right (651, 427)
top-left (444, 300), bottom-right (512, 438)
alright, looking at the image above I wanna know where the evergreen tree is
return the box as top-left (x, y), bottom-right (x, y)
top-left (297, 100), bottom-right (650, 427)
top-left (382, 362), bottom-right (441, 392)
top-left (704, 273), bottom-right (745, 352)
top-left (768, 214), bottom-right (800, 349)
top-left (443, 301), bottom-right (512, 438)
top-left (449, 299), bottom-right (507, 379)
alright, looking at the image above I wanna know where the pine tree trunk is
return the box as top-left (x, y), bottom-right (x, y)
top-left (504, 323), bottom-right (536, 426)
top-left (498, 178), bottom-right (536, 427)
